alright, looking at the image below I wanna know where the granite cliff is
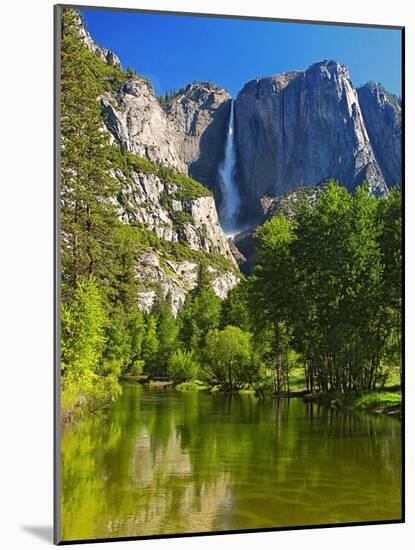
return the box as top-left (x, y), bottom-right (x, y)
top-left (73, 11), bottom-right (402, 310)
top-left (163, 82), bottom-right (231, 195)
top-left (357, 81), bottom-right (402, 187)
top-left (102, 56), bottom-right (401, 229)
top-left (233, 61), bottom-right (394, 223)
top-left (112, 159), bottom-right (239, 313)
top-left (76, 11), bottom-right (121, 67)
top-left (102, 79), bottom-right (186, 171)
top-left (71, 12), bottom-right (239, 314)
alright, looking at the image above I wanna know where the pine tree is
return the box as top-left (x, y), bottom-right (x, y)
top-left (60, 10), bottom-right (140, 417)
top-left (178, 264), bottom-right (219, 352)
top-left (61, 276), bottom-right (120, 421)
top-left (142, 316), bottom-right (159, 374)
top-left (251, 214), bottom-right (296, 392)
top-left (60, 9), bottom-right (119, 298)
top-left (156, 302), bottom-right (180, 374)
top-left (128, 310), bottom-right (146, 374)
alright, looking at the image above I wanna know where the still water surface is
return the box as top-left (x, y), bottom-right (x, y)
top-left (61, 384), bottom-right (401, 541)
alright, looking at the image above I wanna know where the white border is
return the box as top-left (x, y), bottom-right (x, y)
top-left (0, 1), bottom-right (412, 548)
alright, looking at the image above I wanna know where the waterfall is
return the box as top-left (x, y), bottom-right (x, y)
top-left (219, 100), bottom-right (241, 234)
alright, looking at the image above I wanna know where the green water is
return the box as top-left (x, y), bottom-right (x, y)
top-left (61, 384), bottom-right (402, 541)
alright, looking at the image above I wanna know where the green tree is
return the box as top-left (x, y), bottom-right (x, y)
top-left (141, 316), bottom-right (159, 374)
top-left (61, 277), bottom-right (121, 421)
top-left (61, 9), bottom-right (119, 297)
top-left (128, 310), bottom-right (146, 374)
top-left (203, 326), bottom-right (258, 391)
top-left (156, 301), bottom-right (180, 375)
top-left (250, 214), bottom-right (296, 392)
top-left (60, 11), bottom-right (152, 416)
top-left (168, 350), bottom-right (200, 381)
top-left (220, 281), bottom-right (251, 331)
top-left (290, 182), bottom-right (391, 392)
top-left (248, 181), bottom-right (401, 396)
top-left (102, 309), bottom-right (132, 376)
top-left (178, 267), bottom-right (221, 353)
top-left (377, 187), bottom-right (402, 383)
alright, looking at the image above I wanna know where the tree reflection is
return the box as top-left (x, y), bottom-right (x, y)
top-left (61, 385), bottom-right (401, 540)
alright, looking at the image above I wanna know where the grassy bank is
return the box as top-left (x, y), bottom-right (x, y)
top-left (303, 388), bottom-right (402, 417)
top-left (119, 375), bottom-right (256, 395)
top-left (287, 365), bottom-right (402, 416)
top-left (119, 372), bottom-right (402, 417)
top-left (352, 391), bottom-right (402, 416)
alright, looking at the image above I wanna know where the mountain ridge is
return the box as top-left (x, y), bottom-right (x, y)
top-left (72, 9), bottom-right (402, 288)
top-left (95, 39), bottom-right (401, 226)
top-left (65, 10), bottom-right (240, 314)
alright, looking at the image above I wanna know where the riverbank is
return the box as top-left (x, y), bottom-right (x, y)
top-left (351, 390), bottom-right (402, 416)
top-left (120, 375), bottom-right (254, 394)
top-left (286, 366), bottom-right (402, 417)
top-left (119, 374), bottom-right (402, 417)
top-left (303, 389), bottom-right (402, 417)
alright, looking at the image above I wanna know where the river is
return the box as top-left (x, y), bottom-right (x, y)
top-left (61, 383), bottom-right (402, 541)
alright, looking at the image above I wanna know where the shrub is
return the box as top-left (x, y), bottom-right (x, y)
top-left (168, 350), bottom-right (200, 381)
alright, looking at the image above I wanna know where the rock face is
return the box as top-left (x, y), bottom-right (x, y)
top-left (99, 52), bottom-right (401, 230)
top-left (135, 250), bottom-right (239, 315)
top-left (179, 195), bottom-right (235, 258)
top-left (117, 170), bottom-right (239, 314)
top-left (103, 80), bottom-right (231, 194)
top-left (76, 14), bottom-right (121, 67)
top-left (116, 170), bottom-right (236, 262)
top-left (357, 82), bottom-right (402, 187)
top-left (112, 166), bottom-right (239, 313)
top-left (261, 183), bottom-right (326, 220)
top-left (75, 14), bottom-right (403, 313)
top-left (163, 83), bottom-right (231, 193)
top-left (233, 60), bottom-right (389, 222)
top-left (74, 14), bottom-right (240, 314)
top-left (231, 231), bottom-right (257, 276)
top-left (102, 80), bottom-right (186, 172)
top-left (112, 162), bottom-right (239, 314)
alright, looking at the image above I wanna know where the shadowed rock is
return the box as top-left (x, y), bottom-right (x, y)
top-left (357, 82), bottom-right (402, 188)
top-left (233, 60), bottom-right (390, 224)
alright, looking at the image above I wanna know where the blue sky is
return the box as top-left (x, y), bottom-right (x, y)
top-left (81, 8), bottom-right (402, 98)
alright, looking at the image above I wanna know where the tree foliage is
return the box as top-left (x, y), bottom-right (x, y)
top-left (61, 277), bottom-right (121, 421)
top-left (251, 181), bottom-right (402, 394)
top-left (60, 8), bottom-right (402, 416)
top-left (168, 350), bottom-right (200, 381)
top-left (203, 326), bottom-right (260, 391)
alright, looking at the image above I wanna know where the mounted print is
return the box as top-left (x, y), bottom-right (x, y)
top-left (54, 3), bottom-right (404, 544)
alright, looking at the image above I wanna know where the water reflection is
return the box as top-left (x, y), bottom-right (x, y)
top-left (61, 385), bottom-right (401, 541)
